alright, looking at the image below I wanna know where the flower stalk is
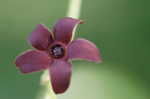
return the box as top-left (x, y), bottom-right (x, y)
top-left (39, 0), bottom-right (82, 99)
top-left (67, 0), bottom-right (82, 19)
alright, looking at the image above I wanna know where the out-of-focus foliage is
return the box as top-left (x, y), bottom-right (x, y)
top-left (0, 0), bottom-right (149, 99)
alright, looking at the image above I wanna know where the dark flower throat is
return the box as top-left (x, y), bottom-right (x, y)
top-left (50, 44), bottom-right (65, 59)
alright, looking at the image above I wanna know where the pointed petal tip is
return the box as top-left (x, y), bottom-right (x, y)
top-left (94, 56), bottom-right (102, 63)
top-left (61, 17), bottom-right (84, 23)
top-left (93, 51), bottom-right (102, 63)
top-left (53, 86), bottom-right (69, 94)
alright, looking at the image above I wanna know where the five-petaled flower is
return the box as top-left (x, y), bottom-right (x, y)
top-left (15, 17), bottom-right (101, 94)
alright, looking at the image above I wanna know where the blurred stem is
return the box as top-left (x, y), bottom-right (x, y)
top-left (67, 0), bottom-right (82, 19)
top-left (39, 0), bottom-right (82, 99)
top-left (39, 70), bottom-right (56, 99)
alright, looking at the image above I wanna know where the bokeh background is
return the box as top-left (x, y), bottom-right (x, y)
top-left (0, 0), bottom-right (150, 99)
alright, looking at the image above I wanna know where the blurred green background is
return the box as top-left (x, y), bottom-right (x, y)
top-left (0, 0), bottom-right (150, 99)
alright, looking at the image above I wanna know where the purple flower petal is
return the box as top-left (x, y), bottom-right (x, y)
top-left (53, 17), bottom-right (83, 44)
top-left (15, 50), bottom-right (51, 74)
top-left (28, 24), bottom-right (54, 50)
top-left (68, 38), bottom-right (101, 62)
top-left (49, 60), bottom-right (72, 94)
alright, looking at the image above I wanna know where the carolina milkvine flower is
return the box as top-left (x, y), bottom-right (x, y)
top-left (15, 17), bottom-right (101, 94)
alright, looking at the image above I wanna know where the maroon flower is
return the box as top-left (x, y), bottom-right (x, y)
top-left (15, 17), bottom-right (101, 94)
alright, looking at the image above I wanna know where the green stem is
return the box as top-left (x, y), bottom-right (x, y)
top-left (38, 0), bottom-right (82, 99)
top-left (67, 0), bottom-right (82, 18)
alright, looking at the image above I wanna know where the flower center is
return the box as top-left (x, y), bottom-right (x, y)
top-left (49, 44), bottom-right (65, 59)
